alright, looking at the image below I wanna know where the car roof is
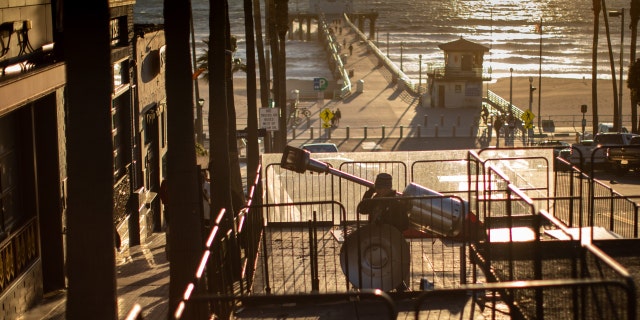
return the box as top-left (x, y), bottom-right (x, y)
top-left (301, 143), bottom-right (339, 153)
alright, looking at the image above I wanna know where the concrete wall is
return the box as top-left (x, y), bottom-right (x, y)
top-left (0, 1), bottom-right (53, 59)
top-left (0, 263), bottom-right (43, 320)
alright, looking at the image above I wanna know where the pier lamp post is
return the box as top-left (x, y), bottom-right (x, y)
top-left (387, 33), bottom-right (390, 57)
top-left (528, 77), bottom-right (536, 144)
top-left (609, 9), bottom-right (624, 131)
top-left (400, 41), bottom-right (404, 72)
top-left (419, 54), bottom-right (422, 94)
top-left (509, 68), bottom-right (513, 115)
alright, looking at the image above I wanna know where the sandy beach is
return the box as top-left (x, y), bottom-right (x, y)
top-left (489, 77), bottom-right (633, 124)
top-left (224, 76), bottom-right (634, 124)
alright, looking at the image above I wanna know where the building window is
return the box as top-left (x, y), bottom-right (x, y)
top-left (0, 113), bottom-right (24, 234)
top-left (161, 106), bottom-right (166, 148)
top-left (113, 59), bottom-right (129, 90)
top-left (110, 17), bottom-right (126, 47)
top-left (455, 85), bottom-right (462, 93)
top-left (112, 95), bottom-right (131, 181)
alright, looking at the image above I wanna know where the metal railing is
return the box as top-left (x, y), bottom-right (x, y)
top-left (151, 148), bottom-right (640, 319)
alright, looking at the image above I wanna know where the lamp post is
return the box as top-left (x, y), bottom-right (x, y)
top-left (400, 41), bottom-right (404, 72)
top-left (386, 32), bottom-right (390, 57)
top-left (418, 54), bottom-right (422, 94)
top-left (509, 68), bottom-right (513, 115)
top-left (197, 98), bottom-right (205, 145)
top-left (508, 68), bottom-right (513, 146)
top-left (528, 76), bottom-right (536, 145)
top-left (609, 9), bottom-right (624, 131)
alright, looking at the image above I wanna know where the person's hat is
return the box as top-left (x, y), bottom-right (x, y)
top-left (374, 173), bottom-right (393, 189)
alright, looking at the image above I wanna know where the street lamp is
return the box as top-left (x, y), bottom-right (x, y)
top-left (509, 68), bottom-right (513, 115)
top-left (197, 98), bottom-right (205, 144)
top-left (609, 8), bottom-right (624, 131)
top-left (418, 54), bottom-right (422, 94)
top-left (508, 68), bottom-right (513, 146)
top-left (528, 76), bottom-right (536, 145)
top-left (400, 41), bottom-right (404, 72)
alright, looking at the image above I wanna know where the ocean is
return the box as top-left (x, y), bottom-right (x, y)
top-left (135, 0), bottom-right (632, 81)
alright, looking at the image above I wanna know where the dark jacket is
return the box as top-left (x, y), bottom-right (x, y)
top-left (357, 189), bottom-right (411, 231)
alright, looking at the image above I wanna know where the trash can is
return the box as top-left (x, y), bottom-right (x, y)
top-left (341, 53), bottom-right (348, 64)
top-left (356, 79), bottom-right (364, 93)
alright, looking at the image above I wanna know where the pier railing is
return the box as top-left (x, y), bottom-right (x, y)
top-left (318, 14), bottom-right (351, 98)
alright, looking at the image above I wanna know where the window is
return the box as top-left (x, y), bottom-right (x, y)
top-left (111, 95), bottom-right (131, 181)
top-left (0, 113), bottom-right (24, 233)
top-left (113, 59), bottom-right (129, 89)
top-left (110, 17), bottom-right (126, 47)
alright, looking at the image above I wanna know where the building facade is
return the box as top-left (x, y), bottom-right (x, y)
top-left (0, 1), bottom-right (165, 317)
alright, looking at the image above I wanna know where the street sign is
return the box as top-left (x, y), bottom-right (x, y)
top-left (320, 108), bottom-right (333, 128)
top-left (260, 108), bottom-right (279, 131)
top-left (521, 110), bottom-right (535, 123)
top-left (314, 77), bottom-right (329, 91)
top-left (320, 108), bottom-right (334, 122)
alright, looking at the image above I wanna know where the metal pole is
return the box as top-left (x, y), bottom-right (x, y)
top-left (529, 76), bottom-right (534, 145)
top-left (537, 17), bottom-right (542, 134)
top-left (387, 32), bottom-right (389, 57)
top-left (400, 41), bottom-right (404, 72)
top-left (509, 68), bottom-right (513, 115)
top-left (619, 9), bottom-right (624, 130)
top-left (419, 54), bottom-right (422, 94)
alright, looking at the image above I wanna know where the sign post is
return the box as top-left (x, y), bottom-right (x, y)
top-left (260, 108), bottom-right (280, 131)
top-left (521, 109), bottom-right (535, 145)
top-left (314, 77), bottom-right (328, 105)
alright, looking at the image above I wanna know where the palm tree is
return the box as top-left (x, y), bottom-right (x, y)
top-left (195, 36), bottom-right (246, 82)
top-left (164, 0), bottom-right (205, 317)
top-left (64, 1), bottom-right (116, 316)
top-left (628, 58), bottom-right (640, 132)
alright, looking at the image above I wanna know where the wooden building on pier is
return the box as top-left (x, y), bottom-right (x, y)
top-left (426, 37), bottom-right (490, 109)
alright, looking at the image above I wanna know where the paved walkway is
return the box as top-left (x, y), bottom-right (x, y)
top-left (19, 232), bottom-right (169, 319)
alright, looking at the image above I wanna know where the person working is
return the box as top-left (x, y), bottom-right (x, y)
top-left (357, 173), bottom-right (411, 232)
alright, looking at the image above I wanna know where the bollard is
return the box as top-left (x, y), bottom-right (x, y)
top-left (346, 126), bottom-right (350, 139)
top-left (310, 127), bottom-right (314, 140)
top-left (424, 115), bottom-right (428, 126)
top-left (364, 126), bottom-right (368, 139)
top-left (456, 115), bottom-right (460, 126)
top-left (452, 126), bottom-right (456, 137)
top-left (327, 127), bottom-right (332, 139)
top-left (382, 125), bottom-right (386, 139)
top-left (440, 114), bottom-right (444, 126)
top-left (435, 125), bottom-right (439, 137)
top-left (400, 126), bottom-right (404, 138)
top-left (417, 125), bottom-right (421, 138)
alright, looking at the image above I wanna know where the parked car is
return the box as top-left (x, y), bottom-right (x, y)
top-left (301, 143), bottom-right (339, 153)
top-left (606, 135), bottom-right (640, 175)
top-left (597, 122), bottom-right (628, 133)
top-left (568, 133), bottom-right (639, 171)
